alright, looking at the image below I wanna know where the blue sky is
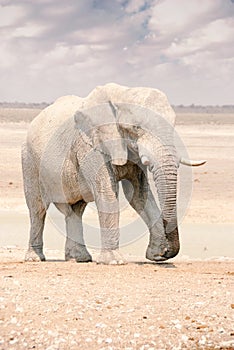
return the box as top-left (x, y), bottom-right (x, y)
top-left (0, 0), bottom-right (234, 104)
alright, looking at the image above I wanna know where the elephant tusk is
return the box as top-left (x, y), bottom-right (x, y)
top-left (141, 155), bottom-right (150, 166)
top-left (180, 158), bottom-right (207, 167)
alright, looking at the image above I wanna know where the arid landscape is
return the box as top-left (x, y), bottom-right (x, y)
top-left (0, 108), bottom-right (234, 349)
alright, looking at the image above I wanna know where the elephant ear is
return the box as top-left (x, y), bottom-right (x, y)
top-left (73, 102), bottom-right (118, 152)
top-left (74, 110), bottom-right (97, 148)
top-left (74, 103), bottom-right (128, 165)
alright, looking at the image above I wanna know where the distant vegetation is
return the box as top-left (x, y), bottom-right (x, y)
top-left (0, 102), bottom-right (50, 109)
top-left (172, 105), bottom-right (234, 113)
top-left (0, 102), bottom-right (234, 113)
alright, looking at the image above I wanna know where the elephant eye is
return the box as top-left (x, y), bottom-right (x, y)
top-left (176, 158), bottom-right (180, 168)
top-left (129, 141), bottom-right (138, 151)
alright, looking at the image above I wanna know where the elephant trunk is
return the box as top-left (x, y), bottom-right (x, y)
top-left (139, 140), bottom-right (180, 259)
top-left (150, 153), bottom-right (180, 258)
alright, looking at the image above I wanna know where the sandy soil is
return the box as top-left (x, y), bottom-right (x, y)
top-left (0, 110), bottom-right (234, 349)
top-left (0, 258), bottom-right (233, 350)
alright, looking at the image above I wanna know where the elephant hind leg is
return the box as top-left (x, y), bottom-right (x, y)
top-left (54, 202), bottom-right (92, 262)
top-left (22, 146), bottom-right (47, 262)
top-left (25, 208), bottom-right (46, 262)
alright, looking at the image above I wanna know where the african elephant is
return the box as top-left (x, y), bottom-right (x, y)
top-left (22, 83), bottom-right (205, 264)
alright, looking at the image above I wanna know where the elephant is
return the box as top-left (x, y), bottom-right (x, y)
top-left (22, 83), bottom-right (205, 264)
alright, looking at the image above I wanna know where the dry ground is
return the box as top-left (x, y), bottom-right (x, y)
top-left (0, 109), bottom-right (234, 349)
top-left (1, 259), bottom-right (234, 350)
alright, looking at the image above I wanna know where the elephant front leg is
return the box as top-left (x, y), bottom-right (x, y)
top-left (122, 172), bottom-right (169, 261)
top-left (96, 199), bottom-right (126, 265)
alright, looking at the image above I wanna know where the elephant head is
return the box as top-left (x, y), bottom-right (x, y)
top-left (74, 101), bottom-right (128, 166)
top-left (115, 103), bottom-right (197, 260)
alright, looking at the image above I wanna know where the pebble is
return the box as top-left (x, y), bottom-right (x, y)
top-left (105, 338), bottom-right (112, 343)
top-left (85, 337), bottom-right (92, 342)
top-left (15, 306), bottom-right (24, 312)
top-left (199, 336), bottom-right (207, 345)
top-left (9, 338), bottom-right (18, 345)
top-left (218, 327), bottom-right (225, 333)
top-left (134, 333), bottom-right (140, 338)
top-left (181, 334), bottom-right (189, 342)
top-left (95, 322), bottom-right (107, 328)
top-left (10, 316), bottom-right (17, 324)
top-left (175, 323), bottom-right (182, 330)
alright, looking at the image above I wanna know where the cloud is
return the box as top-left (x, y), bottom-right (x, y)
top-left (0, 0), bottom-right (234, 104)
top-left (0, 4), bottom-right (25, 26)
top-left (149, 0), bottom-right (222, 36)
top-left (165, 18), bottom-right (234, 58)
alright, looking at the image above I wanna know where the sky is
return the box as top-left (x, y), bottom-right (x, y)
top-left (0, 0), bottom-right (234, 105)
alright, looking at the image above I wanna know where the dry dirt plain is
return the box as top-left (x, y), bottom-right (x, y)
top-left (0, 108), bottom-right (234, 350)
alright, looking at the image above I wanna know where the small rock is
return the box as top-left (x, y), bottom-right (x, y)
top-left (181, 334), bottom-right (189, 342)
top-left (10, 316), bottom-right (17, 324)
top-left (105, 338), bottom-right (112, 343)
top-left (196, 324), bottom-right (208, 329)
top-left (16, 306), bottom-right (23, 313)
top-left (95, 322), bottom-right (106, 328)
top-left (175, 323), bottom-right (182, 330)
top-left (85, 337), bottom-right (92, 342)
top-left (199, 336), bottom-right (206, 345)
top-left (134, 333), bottom-right (140, 338)
top-left (218, 328), bottom-right (225, 333)
top-left (9, 338), bottom-right (18, 345)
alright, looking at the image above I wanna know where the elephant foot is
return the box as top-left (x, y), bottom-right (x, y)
top-left (25, 247), bottom-right (46, 262)
top-left (96, 249), bottom-right (126, 265)
top-left (146, 245), bottom-right (179, 262)
top-left (65, 243), bottom-right (92, 262)
top-left (146, 245), bottom-right (168, 262)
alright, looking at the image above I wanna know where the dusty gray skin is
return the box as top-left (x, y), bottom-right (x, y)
top-left (22, 83), bottom-right (205, 264)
